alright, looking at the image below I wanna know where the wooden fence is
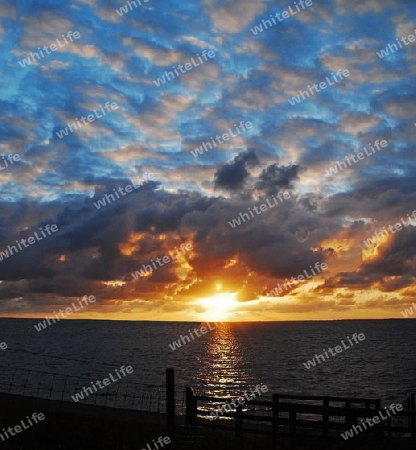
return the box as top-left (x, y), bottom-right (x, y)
top-left (162, 369), bottom-right (416, 440)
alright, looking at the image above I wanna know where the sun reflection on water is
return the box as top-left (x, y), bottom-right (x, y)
top-left (195, 323), bottom-right (255, 397)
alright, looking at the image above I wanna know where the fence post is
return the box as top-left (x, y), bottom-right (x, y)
top-left (289, 404), bottom-right (296, 436)
top-left (272, 394), bottom-right (279, 435)
top-left (323, 397), bottom-right (329, 437)
top-left (411, 393), bottom-right (416, 439)
top-left (186, 387), bottom-right (197, 426)
top-left (236, 404), bottom-right (243, 437)
top-left (407, 396), bottom-right (411, 430)
top-left (166, 368), bottom-right (175, 435)
top-left (345, 401), bottom-right (354, 427)
top-left (375, 399), bottom-right (383, 439)
top-left (386, 415), bottom-right (391, 438)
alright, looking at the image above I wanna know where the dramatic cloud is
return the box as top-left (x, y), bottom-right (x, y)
top-left (256, 163), bottom-right (301, 195)
top-left (214, 149), bottom-right (258, 191)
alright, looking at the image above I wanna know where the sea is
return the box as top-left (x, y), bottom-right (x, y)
top-left (0, 319), bottom-right (415, 412)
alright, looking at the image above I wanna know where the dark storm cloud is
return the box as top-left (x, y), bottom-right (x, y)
top-left (214, 149), bottom-right (258, 191)
top-left (1, 143), bottom-right (416, 314)
top-left (135, 195), bottom-right (215, 233)
top-left (255, 163), bottom-right (301, 195)
top-left (362, 227), bottom-right (416, 278)
top-left (0, 151), bottom-right (330, 309)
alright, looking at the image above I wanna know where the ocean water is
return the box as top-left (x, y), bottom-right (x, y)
top-left (0, 319), bottom-right (415, 409)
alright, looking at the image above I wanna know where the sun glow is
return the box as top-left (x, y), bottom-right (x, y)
top-left (197, 292), bottom-right (237, 322)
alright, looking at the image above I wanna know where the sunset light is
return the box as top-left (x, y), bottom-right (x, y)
top-left (197, 292), bottom-right (238, 322)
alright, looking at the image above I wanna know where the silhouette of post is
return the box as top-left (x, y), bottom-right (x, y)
top-left (166, 368), bottom-right (175, 435)
top-left (345, 400), bottom-right (354, 427)
top-left (235, 404), bottom-right (243, 436)
top-left (289, 404), bottom-right (296, 435)
top-left (272, 394), bottom-right (279, 435)
top-left (374, 399), bottom-right (383, 439)
top-left (185, 387), bottom-right (197, 426)
top-left (322, 397), bottom-right (329, 437)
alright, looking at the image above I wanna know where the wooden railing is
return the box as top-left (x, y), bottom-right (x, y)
top-left (184, 387), bottom-right (416, 439)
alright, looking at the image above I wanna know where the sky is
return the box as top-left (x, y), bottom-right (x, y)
top-left (0, 0), bottom-right (416, 321)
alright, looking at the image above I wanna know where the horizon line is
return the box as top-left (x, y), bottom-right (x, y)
top-left (0, 317), bottom-right (412, 323)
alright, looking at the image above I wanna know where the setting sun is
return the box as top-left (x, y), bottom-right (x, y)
top-left (197, 292), bottom-right (237, 322)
